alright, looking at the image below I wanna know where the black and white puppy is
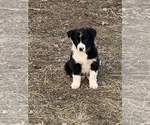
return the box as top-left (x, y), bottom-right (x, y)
top-left (65, 28), bottom-right (100, 89)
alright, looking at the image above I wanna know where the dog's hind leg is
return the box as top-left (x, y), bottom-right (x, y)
top-left (64, 61), bottom-right (72, 77)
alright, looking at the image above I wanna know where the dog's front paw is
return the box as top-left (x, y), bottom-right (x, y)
top-left (71, 82), bottom-right (80, 89)
top-left (89, 81), bottom-right (98, 89)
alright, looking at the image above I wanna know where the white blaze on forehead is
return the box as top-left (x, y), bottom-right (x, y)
top-left (79, 32), bottom-right (83, 42)
top-left (71, 31), bottom-right (86, 52)
top-left (76, 32), bottom-right (86, 51)
top-left (79, 32), bottom-right (82, 38)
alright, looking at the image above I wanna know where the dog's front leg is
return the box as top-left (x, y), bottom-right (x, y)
top-left (72, 75), bottom-right (81, 89)
top-left (89, 61), bottom-right (99, 89)
top-left (89, 70), bottom-right (98, 89)
top-left (71, 63), bottom-right (81, 89)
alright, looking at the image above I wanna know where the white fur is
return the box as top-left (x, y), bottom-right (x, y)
top-left (89, 70), bottom-right (98, 89)
top-left (72, 44), bottom-right (87, 64)
top-left (72, 44), bottom-right (95, 74)
top-left (72, 44), bottom-right (98, 89)
top-left (77, 42), bottom-right (85, 52)
top-left (72, 75), bottom-right (81, 89)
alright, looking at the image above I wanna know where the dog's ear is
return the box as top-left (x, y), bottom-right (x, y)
top-left (67, 29), bottom-right (75, 38)
top-left (87, 28), bottom-right (96, 37)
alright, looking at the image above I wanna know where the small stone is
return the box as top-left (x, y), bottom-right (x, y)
top-left (2, 110), bottom-right (8, 114)
top-left (29, 110), bottom-right (33, 114)
top-left (62, 123), bottom-right (67, 125)
top-left (102, 21), bottom-right (109, 26)
top-left (58, 97), bottom-right (62, 100)
top-left (33, 65), bottom-right (41, 69)
top-left (72, 94), bottom-right (76, 97)
top-left (86, 95), bottom-right (90, 98)
top-left (61, 38), bottom-right (66, 42)
top-left (65, 23), bottom-right (69, 26)
top-left (102, 8), bottom-right (107, 11)
top-left (58, 59), bottom-right (61, 63)
top-left (53, 44), bottom-right (58, 48)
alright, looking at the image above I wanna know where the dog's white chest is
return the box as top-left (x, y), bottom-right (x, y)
top-left (81, 60), bottom-right (93, 73)
top-left (73, 50), bottom-right (93, 73)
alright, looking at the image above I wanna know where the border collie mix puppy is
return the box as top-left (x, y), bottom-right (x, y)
top-left (65, 28), bottom-right (100, 89)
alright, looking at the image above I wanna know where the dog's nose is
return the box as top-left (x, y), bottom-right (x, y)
top-left (79, 47), bottom-right (84, 51)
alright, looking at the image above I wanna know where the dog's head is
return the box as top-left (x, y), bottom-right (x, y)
top-left (67, 28), bottom-right (96, 52)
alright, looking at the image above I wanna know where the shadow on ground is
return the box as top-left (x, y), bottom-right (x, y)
top-left (29, 0), bottom-right (122, 124)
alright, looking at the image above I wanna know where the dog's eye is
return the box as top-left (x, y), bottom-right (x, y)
top-left (77, 37), bottom-right (80, 42)
top-left (82, 37), bottom-right (86, 41)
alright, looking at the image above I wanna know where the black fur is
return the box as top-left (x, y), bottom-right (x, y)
top-left (65, 27), bottom-right (99, 78)
top-left (91, 59), bottom-right (99, 71)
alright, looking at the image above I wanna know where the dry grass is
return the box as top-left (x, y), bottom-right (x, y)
top-left (29, 0), bottom-right (122, 124)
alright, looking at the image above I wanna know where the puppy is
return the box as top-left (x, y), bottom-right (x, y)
top-left (64, 28), bottom-right (100, 89)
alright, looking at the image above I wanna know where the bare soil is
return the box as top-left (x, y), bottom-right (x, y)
top-left (29, 0), bottom-right (122, 125)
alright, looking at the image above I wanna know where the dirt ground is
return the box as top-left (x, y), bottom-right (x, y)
top-left (28, 0), bottom-right (122, 125)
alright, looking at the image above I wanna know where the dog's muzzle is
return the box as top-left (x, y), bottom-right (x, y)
top-left (77, 42), bottom-right (86, 52)
top-left (79, 47), bottom-right (84, 51)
